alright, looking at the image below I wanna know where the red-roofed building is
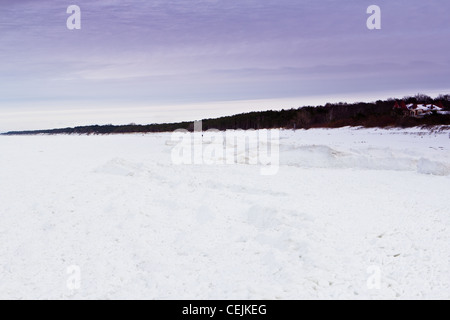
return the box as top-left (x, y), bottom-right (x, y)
top-left (394, 101), bottom-right (444, 117)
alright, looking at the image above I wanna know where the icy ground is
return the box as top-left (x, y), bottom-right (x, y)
top-left (0, 127), bottom-right (449, 299)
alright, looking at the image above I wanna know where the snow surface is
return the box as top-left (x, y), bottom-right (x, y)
top-left (0, 127), bottom-right (449, 300)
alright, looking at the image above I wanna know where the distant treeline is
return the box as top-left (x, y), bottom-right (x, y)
top-left (4, 94), bottom-right (450, 135)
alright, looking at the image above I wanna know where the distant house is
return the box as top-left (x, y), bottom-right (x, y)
top-left (394, 101), bottom-right (444, 118)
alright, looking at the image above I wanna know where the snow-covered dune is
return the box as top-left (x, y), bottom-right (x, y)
top-left (278, 127), bottom-right (450, 175)
top-left (0, 127), bottom-right (448, 299)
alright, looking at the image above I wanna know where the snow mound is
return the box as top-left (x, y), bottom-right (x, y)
top-left (280, 145), bottom-right (416, 171)
top-left (281, 145), bottom-right (347, 168)
top-left (417, 158), bottom-right (450, 176)
top-left (280, 144), bottom-right (450, 175)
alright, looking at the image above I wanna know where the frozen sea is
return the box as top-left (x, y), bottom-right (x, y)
top-left (0, 127), bottom-right (449, 299)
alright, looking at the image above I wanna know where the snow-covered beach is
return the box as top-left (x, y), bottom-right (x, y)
top-left (0, 127), bottom-right (449, 299)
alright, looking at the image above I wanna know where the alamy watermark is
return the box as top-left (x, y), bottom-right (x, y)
top-left (65, 5), bottom-right (380, 31)
top-left (66, 265), bottom-right (81, 291)
top-left (170, 121), bottom-right (280, 175)
top-left (366, 265), bottom-right (382, 290)
top-left (367, 5), bottom-right (381, 30)
top-left (67, 5), bottom-right (81, 30)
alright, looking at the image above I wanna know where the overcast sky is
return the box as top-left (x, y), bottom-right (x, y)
top-left (0, 0), bottom-right (449, 131)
